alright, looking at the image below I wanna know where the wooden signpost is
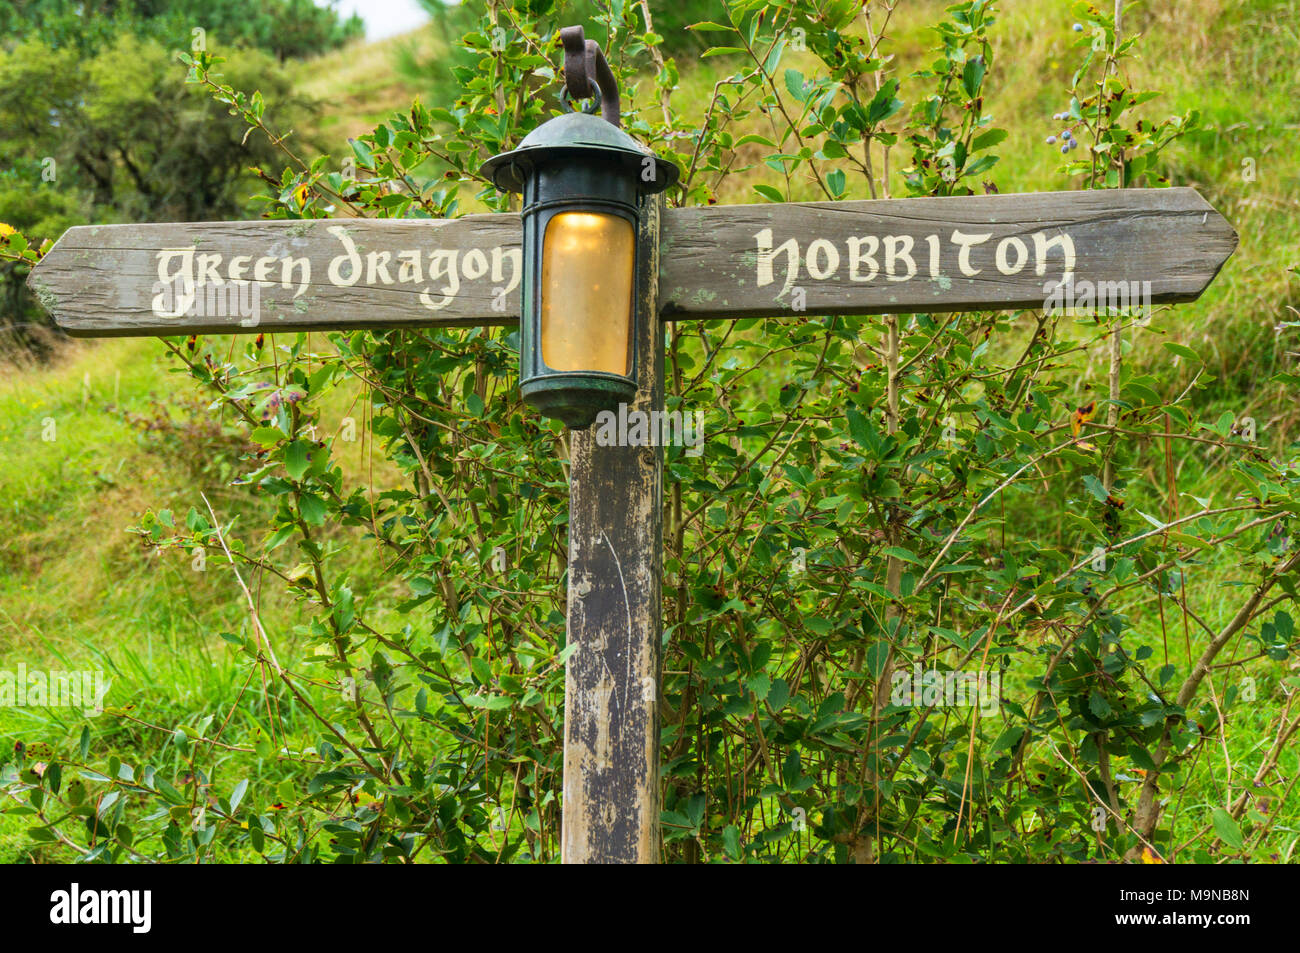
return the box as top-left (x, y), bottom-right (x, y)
top-left (33, 187), bottom-right (1234, 335)
top-left (29, 84), bottom-right (1236, 863)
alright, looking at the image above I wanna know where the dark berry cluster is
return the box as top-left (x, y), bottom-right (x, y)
top-left (1046, 113), bottom-right (1082, 154)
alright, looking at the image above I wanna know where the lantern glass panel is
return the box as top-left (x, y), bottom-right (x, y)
top-left (540, 211), bottom-right (634, 376)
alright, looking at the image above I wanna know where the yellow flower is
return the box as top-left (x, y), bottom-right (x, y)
top-left (0, 222), bottom-right (15, 238)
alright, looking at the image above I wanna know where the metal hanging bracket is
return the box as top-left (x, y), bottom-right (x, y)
top-left (560, 25), bottom-right (621, 127)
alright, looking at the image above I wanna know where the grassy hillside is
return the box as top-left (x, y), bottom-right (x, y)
top-left (1, 0), bottom-right (1297, 861)
top-left (0, 338), bottom-right (403, 860)
top-left (291, 29), bottom-right (445, 144)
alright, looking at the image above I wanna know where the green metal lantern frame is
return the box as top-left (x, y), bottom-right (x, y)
top-left (480, 27), bottom-right (678, 430)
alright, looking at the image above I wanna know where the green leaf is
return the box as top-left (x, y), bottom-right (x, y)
top-left (465, 694), bottom-right (512, 710)
top-left (348, 138), bottom-right (376, 172)
top-left (970, 128), bottom-right (1007, 151)
top-left (722, 824), bottom-right (742, 860)
top-left (1088, 691), bottom-right (1112, 718)
top-left (990, 726), bottom-right (1024, 754)
top-left (881, 546), bottom-right (923, 565)
top-left (298, 493), bottom-right (327, 526)
top-left (767, 678), bottom-right (790, 709)
top-left (154, 777), bottom-right (187, 805)
top-left (782, 750), bottom-right (801, 787)
top-left (752, 184), bottom-right (785, 203)
top-left (250, 426), bottom-right (283, 448)
top-left (1126, 744), bottom-right (1157, 772)
top-left (285, 441), bottom-right (311, 481)
top-left (865, 79), bottom-right (903, 124)
top-left (962, 56), bottom-right (986, 98)
top-left (1210, 807), bottom-right (1244, 850)
top-left (865, 642), bottom-right (891, 679)
top-left (826, 168), bottom-right (846, 198)
top-left (845, 406), bottom-right (871, 448)
top-left (784, 69), bottom-right (806, 102)
top-left (1163, 341), bottom-right (1202, 362)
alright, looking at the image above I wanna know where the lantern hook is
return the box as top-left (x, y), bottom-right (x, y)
top-left (560, 25), bottom-right (620, 127)
top-left (559, 83), bottom-right (601, 115)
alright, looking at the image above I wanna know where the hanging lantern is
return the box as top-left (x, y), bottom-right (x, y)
top-left (481, 26), bottom-right (678, 429)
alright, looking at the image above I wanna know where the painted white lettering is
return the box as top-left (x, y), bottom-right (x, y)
top-left (951, 229), bottom-right (993, 276)
top-left (1033, 231), bottom-right (1076, 283)
top-left (366, 251), bottom-right (393, 285)
top-left (755, 228), bottom-right (800, 298)
top-left (995, 236), bottom-right (1029, 275)
top-left (327, 225), bottom-right (362, 286)
top-left (884, 235), bottom-right (916, 282)
top-left (419, 249), bottom-right (460, 310)
top-left (396, 250), bottom-right (423, 284)
top-left (462, 248), bottom-right (489, 281)
top-left (847, 236), bottom-right (879, 282)
top-left (491, 247), bottom-right (521, 294)
top-left (805, 238), bottom-right (840, 280)
top-left (282, 257), bottom-right (310, 298)
top-left (925, 234), bottom-right (941, 278)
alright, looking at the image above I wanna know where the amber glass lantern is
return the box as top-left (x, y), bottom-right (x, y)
top-left (481, 87), bottom-right (677, 429)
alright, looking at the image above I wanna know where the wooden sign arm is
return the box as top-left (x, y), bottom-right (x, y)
top-left (27, 188), bottom-right (1236, 338)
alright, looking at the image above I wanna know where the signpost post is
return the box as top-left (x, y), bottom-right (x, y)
top-left (27, 27), bottom-right (1237, 864)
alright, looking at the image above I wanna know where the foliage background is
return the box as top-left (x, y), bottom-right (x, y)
top-left (0, 0), bottom-right (353, 354)
top-left (1, 0), bottom-right (1299, 863)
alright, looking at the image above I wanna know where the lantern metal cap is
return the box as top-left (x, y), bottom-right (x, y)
top-left (481, 111), bottom-right (679, 195)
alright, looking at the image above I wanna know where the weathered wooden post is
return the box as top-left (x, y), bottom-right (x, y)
top-left (25, 18), bottom-right (1238, 862)
top-left (562, 194), bottom-right (663, 863)
top-left (478, 26), bottom-right (676, 861)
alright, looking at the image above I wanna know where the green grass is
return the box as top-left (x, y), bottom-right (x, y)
top-left (0, 339), bottom-right (403, 860)
top-left (291, 30), bottom-right (446, 146)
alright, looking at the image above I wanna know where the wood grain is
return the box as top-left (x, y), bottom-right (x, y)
top-left (658, 186), bottom-right (1237, 319)
top-left (563, 195), bottom-right (663, 864)
top-left (28, 215), bottom-right (522, 336)
top-left (28, 188), bottom-right (1236, 336)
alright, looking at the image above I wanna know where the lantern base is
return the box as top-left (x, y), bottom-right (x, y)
top-left (521, 374), bottom-right (637, 430)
